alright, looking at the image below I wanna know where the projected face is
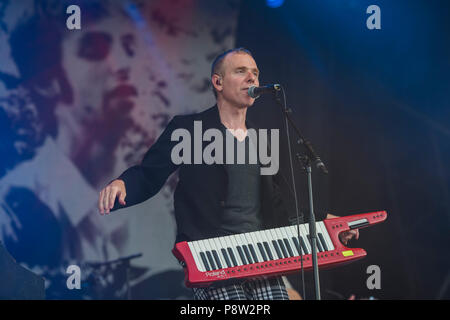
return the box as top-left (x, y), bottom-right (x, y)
top-left (59, 10), bottom-right (145, 186)
top-left (61, 15), bottom-right (138, 129)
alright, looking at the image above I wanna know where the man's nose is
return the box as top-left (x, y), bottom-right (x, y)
top-left (246, 71), bottom-right (257, 84)
top-left (107, 41), bottom-right (132, 80)
top-left (115, 67), bottom-right (130, 82)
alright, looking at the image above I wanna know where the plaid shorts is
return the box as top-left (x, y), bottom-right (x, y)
top-left (192, 276), bottom-right (289, 300)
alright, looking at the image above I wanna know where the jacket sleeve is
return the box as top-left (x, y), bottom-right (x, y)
top-left (111, 116), bottom-right (181, 211)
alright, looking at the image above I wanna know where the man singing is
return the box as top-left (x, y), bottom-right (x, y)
top-left (98, 48), bottom-right (358, 300)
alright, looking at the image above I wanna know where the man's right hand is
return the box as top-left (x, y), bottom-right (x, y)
top-left (98, 179), bottom-right (126, 215)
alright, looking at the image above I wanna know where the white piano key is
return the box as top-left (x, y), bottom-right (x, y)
top-left (304, 222), bottom-right (322, 252)
top-left (274, 228), bottom-right (289, 258)
top-left (194, 240), bottom-right (210, 272)
top-left (279, 226), bottom-right (297, 257)
top-left (235, 233), bottom-right (249, 265)
top-left (190, 241), bottom-right (203, 271)
top-left (273, 228), bottom-right (284, 256)
top-left (210, 238), bottom-right (223, 269)
top-left (197, 239), bottom-right (213, 269)
top-left (261, 229), bottom-right (276, 259)
top-left (283, 226), bottom-right (296, 255)
top-left (257, 229), bottom-right (274, 260)
top-left (197, 239), bottom-right (208, 253)
top-left (267, 228), bottom-right (283, 259)
top-left (207, 238), bottom-right (223, 269)
top-left (217, 235), bottom-right (230, 265)
top-left (300, 224), bottom-right (312, 253)
top-left (279, 227), bottom-right (293, 257)
top-left (269, 228), bottom-right (283, 259)
top-left (318, 222), bottom-right (334, 251)
top-left (256, 231), bottom-right (271, 261)
top-left (212, 237), bottom-right (227, 268)
top-left (246, 231), bottom-right (263, 263)
top-left (314, 222), bottom-right (327, 252)
top-left (238, 233), bottom-right (253, 264)
top-left (250, 231), bottom-right (264, 262)
top-left (226, 236), bottom-right (241, 266)
top-left (227, 235), bottom-right (238, 266)
top-left (188, 241), bottom-right (205, 272)
top-left (287, 225), bottom-right (302, 255)
top-left (314, 223), bottom-right (327, 252)
top-left (236, 234), bottom-right (250, 265)
top-left (291, 224), bottom-right (310, 255)
top-left (227, 235), bottom-right (240, 260)
top-left (229, 235), bottom-right (244, 266)
top-left (221, 235), bottom-right (235, 267)
top-left (252, 231), bottom-right (267, 262)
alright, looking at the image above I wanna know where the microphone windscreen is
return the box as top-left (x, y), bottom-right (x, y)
top-left (248, 86), bottom-right (259, 98)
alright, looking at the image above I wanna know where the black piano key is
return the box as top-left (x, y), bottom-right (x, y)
top-left (242, 245), bottom-right (253, 264)
top-left (212, 250), bottom-right (222, 269)
top-left (300, 237), bottom-right (309, 255)
top-left (307, 235), bottom-right (323, 252)
top-left (272, 240), bottom-right (283, 259)
top-left (263, 242), bottom-right (274, 260)
top-left (318, 233), bottom-right (329, 251)
top-left (200, 252), bottom-right (211, 271)
top-left (221, 248), bottom-right (232, 268)
top-left (316, 237), bottom-right (324, 252)
top-left (236, 246), bottom-right (247, 265)
top-left (206, 251), bottom-right (217, 270)
top-left (306, 234), bottom-right (313, 250)
top-left (248, 244), bottom-right (259, 263)
top-left (257, 243), bottom-right (268, 261)
top-left (227, 247), bottom-right (238, 267)
top-left (306, 234), bottom-right (313, 247)
top-left (292, 237), bottom-right (302, 255)
top-left (283, 238), bottom-right (294, 257)
top-left (277, 239), bottom-right (288, 258)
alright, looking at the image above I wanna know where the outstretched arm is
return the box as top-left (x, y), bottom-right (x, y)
top-left (98, 116), bottom-right (181, 214)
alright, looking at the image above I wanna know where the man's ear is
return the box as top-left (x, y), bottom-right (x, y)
top-left (212, 73), bottom-right (222, 91)
top-left (29, 68), bottom-right (73, 105)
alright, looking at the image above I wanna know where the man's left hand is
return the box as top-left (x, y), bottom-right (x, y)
top-left (326, 213), bottom-right (360, 245)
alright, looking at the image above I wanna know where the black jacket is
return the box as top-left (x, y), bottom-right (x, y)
top-left (112, 105), bottom-right (312, 243)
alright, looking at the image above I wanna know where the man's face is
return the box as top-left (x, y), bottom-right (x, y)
top-left (61, 12), bottom-right (140, 127)
top-left (217, 52), bottom-right (260, 108)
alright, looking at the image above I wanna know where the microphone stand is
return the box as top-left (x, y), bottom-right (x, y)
top-left (272, 87), bottom-right (328, 300)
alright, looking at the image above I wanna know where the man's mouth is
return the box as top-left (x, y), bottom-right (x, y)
top-left (242, 87), bottom-right (255, 97)
top-left (103, 84), bottom-right (138, 114)
top-left (105, 84), bottom-right (138, 101)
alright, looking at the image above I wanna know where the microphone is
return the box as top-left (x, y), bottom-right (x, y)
top-left (248, 84), bottom-right (281, 98)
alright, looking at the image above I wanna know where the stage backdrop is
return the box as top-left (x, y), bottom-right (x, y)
top-left (0, 0), bottom-right (240, 299)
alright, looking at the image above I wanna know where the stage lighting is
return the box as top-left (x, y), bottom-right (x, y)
top-left (266, 0), bottom-right (284, 9)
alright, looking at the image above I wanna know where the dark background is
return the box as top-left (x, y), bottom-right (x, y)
top-left (241, 0), bottom-right (450, 299)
